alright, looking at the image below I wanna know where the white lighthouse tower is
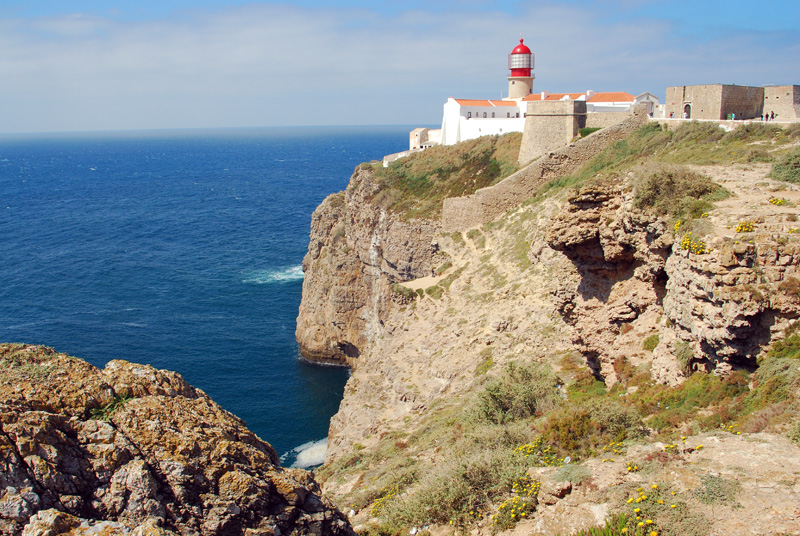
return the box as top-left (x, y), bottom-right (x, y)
top-left (507, 38), bottom-right (534, 99)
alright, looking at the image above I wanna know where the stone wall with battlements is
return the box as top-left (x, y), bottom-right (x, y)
top-left (441, 106), bottom-right (647, 232)
top-left (518, 100), bottom-right (587, 165)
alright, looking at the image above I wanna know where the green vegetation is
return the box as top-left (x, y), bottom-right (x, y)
top-left (422, 264), bottom-right (468, 300)
top-left (694, 475), bottom-right (741, 507)
top-left (325, 332), bottom-right (800, 535)
top-left (642, 334), bottom-right (660, 352)
top-left (477, 361), bottom-right (561, 423)
top-left (90, 394), bottom-right (132, 422)
top-left (633, 163), bottom-right (728, 220)
top-left (579, 127), bottom-right (602, 138)
top-left (532, 120), bottom-right (796, 204)
top-left (390, 283), bottom-right (418, 301)
top-left (434, 260), bottom-right (452, 275)
top-left (541, 398), bottom-right (643, 456)
top-left (367, 133), bottom-right (522, 219)
top-left (769, 147), bottom-right (800, 183)
top-left (329, 122), bottom-right (800, 536)
top-left (475, 347), bottom-right (493, 375)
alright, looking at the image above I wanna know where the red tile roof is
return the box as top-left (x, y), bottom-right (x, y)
top-left (454, 99), bottom-right (519, 107)
top-left (522, 91), bottom-right (635, 103)
top-left (588, 92), bottom-right (636, 103)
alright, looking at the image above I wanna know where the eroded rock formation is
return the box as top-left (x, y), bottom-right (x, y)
top-left (545, 179), bottom-right (672, 381)
top-left (296, 167), bottom-right (441, 366)
top-left (0, 344), bottom-right (353, 536)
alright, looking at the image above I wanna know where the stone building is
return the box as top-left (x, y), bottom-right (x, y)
top-left (665, 84), bottom-right (800, 120)
top-left (420, 39), bottom-right (651, 149)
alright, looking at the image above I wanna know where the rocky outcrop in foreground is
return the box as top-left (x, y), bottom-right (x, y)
top-left (0, 344), bottom-right (353, 536)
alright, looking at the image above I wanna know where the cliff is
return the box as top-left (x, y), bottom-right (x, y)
top-left (0, 344), bottom-right (354, 536)
top-left (295, 166), bottom-right (441, 365)
top-left (301, 122), bottom-right (800, 535)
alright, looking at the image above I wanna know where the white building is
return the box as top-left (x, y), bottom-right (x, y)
top-left (439, 98), bottom-right (524, 146)
top-left (408, 39), bottom-right (658, 149)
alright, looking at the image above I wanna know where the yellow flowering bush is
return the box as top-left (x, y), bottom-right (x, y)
top-left (370, 484), bottom-right (400, 516)
top-left (735, 220), bottom-right (755, 233)
top-left (616, 483), bottom-right (687, 536)
top-left (680, 232), bottom-right (707, 254)
top-left (769, 197), bottom-right (788, 206)
top-left (490, 476), bottom-right (541, 530)
top-left (514, 438), bottom-right (564, 467)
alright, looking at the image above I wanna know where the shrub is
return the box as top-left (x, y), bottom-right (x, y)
top-left (541, 398), bottom-right (643, 455)
top-left (552, 463), bottom-right (591, 484)
top-left (435, 260), bottom-right (453, 275)
top-left (768, 332), bottom-right (800, 360)
top-left (387, 446), bottom-right (530, 527)
top-left (475, 347), bottom-right (493, 375)
top-left (789, 420), bottom-right (800, 446)
top-left (633, 163), bottom-right (728, 219)
top-left (675, 341), bottom-right (694, 373)
top-left (769, 148), bottom-right (800, 183)
top-left (370, 133), bottom-right (522, 219)
top-left (477, 361), bottom-right (562, 424)
top-left (694, 475), bottom-right (741, 507)
top-left (746, 354), bottom-right (800, 410)
top-left (424, 285), bottom-right (443, 300)
top-left (391, 283), bottom-right (418, 300)
top-left (642, 334), bottom-right (660, 352)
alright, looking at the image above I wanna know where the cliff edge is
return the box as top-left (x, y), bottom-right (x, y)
top-left (0, 344), bottom-right (354, 536)
top-left (302, 122), bottom-right (800, 535)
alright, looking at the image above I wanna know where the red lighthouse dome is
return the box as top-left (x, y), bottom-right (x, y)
top-left (508, 38), bottom-right (534, 77)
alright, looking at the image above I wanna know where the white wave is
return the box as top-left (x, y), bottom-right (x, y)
top-left (283, 438), bottom-right (328, 469)
top-left (242, 265), bottom-right (303, 284)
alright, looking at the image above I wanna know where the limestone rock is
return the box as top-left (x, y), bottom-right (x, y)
top-left (296, 167), bottom-right (441, 365)
top-left (0, 344), bottom-right (354, 536)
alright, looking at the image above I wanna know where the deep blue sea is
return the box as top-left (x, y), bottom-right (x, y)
top-left (0, 125), bottom-right (413, 467)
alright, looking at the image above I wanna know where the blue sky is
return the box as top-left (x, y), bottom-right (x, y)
top-left (1, 0), bottom-right (798, 133)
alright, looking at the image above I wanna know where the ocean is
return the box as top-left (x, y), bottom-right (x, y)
top-left (0, 125), bottom-right (413, 467)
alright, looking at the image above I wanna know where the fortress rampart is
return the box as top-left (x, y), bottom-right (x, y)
top-left (441, 106), bottom-right (647, 232)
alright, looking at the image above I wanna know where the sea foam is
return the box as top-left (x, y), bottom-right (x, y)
top-left (282, 438), bottom-right (328, 469)
top-left (242, 265), bottom-right (304, 284)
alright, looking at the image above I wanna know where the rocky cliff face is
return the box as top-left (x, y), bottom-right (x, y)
top-left (545, 178), bottom-right (673, 382)
top-left (0, 344), bottom-right (353, 536)
top-left (296, 166), bottom-right (441, 366)
top-left (305, 159), bottom-right (800, 470)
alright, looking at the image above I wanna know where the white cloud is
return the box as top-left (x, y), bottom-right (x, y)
top-left (0, 2), bottom-right (796, 133)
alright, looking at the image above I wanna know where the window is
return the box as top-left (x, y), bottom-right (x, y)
top-left (492, 112), bottom-right (495, 118)
top-left (516, 112), bottom-right (520, 118)
top-left (467, 112), bottom-right (471, 118)
top-left (483, 112), bottom-right (487, 118)
top-left (507, 112), bottom-right (510, 118)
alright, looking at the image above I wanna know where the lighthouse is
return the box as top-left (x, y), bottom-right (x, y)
top-left (507, 38), bottom-right (534, 99)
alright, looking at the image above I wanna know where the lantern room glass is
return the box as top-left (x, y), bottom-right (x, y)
top-left (508, 53), bottom-right (533, 69)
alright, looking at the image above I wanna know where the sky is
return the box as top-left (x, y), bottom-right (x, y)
top-left (0, 0), bottom-right (798, 133)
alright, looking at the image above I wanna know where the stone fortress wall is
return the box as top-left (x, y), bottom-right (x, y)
top-left (441, 106), bottom-right (648, 232)
top-left (666, 84), bottom-right (800, 121)
top-left (764, 85), bottom-right (800, 120)
top-left (518, 100), bottom-right (587, 165)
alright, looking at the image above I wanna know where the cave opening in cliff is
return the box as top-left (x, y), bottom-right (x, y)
top-left (337, 341), bottom-right (360, 359)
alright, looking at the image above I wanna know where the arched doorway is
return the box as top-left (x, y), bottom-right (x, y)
top-left (683, 104), bottom-right (692, 119)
